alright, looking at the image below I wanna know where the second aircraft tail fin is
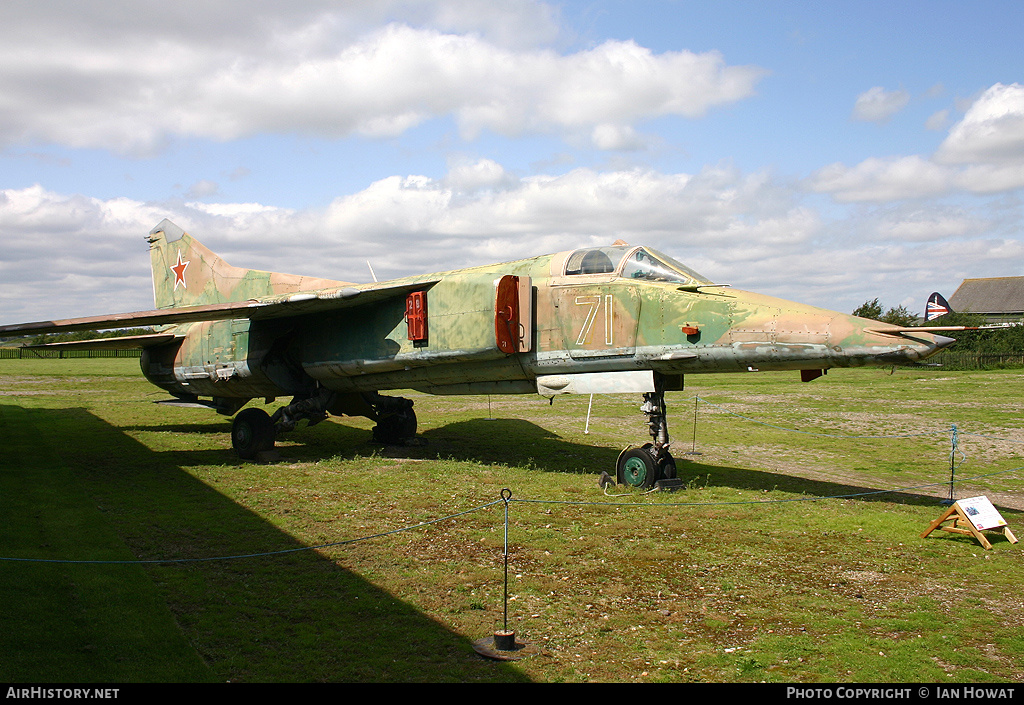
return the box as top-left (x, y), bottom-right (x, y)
top-left (925, 292), bottom-right (953, 321)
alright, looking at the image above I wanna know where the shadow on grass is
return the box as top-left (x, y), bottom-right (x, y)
top-left (123, 413), bottom-right (1024, 517)
top-left (0, 405), bottom-right (530, 683)
top-left (675, 457), bottom-right (1024, 514)
top-left (302, 418), bottom-right (1024, 515)
top-left (126, 415), bottom-right (623, 476)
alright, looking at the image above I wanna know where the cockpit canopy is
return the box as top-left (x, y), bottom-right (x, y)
top-left (564, 246), bottom-right (711, 286)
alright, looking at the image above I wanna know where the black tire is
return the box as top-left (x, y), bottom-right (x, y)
top-left (232, 408), bottom-right (275, 459)
top-left (617, 447), bottom-right (661, 488)
top-left (372, 408), bottom-right (417, 445)
top-left (659, 453), bottom-right (678, 480)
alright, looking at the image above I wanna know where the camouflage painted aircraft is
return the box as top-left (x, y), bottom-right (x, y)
top-left (1, 219), bottom-right (962, 488)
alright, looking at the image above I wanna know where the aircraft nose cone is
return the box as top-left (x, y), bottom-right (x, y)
top-left (868, 330), bottom-right (957, 365)
top-left (894, 332), bottom-right (957, 363)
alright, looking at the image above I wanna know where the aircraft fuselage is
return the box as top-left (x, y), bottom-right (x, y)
top-left (140, 245), bottom-right (952, 404)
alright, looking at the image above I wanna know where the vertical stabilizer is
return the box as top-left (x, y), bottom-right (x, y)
top-left (146, 219), bottom-right (350, 309)
top-left (925, 292), bottom-right (953, 321)
top-left (148, 219), bottom-right (253, 309)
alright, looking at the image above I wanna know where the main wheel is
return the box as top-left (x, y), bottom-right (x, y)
top-left (232, 408), bottom-right (276, 459)
top-left (617, 447), bottom-right (662, 488)
top-left (372, 408), bottom-right (418, 445)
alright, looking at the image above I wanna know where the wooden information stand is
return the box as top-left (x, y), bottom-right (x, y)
top-left (921, 496), bottom-right (1017, 550)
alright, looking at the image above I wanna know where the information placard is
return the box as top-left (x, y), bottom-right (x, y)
top-left (957, 496), bottom-right (1007, 531)
top-left (921, 496), bottom-right (1017, 550)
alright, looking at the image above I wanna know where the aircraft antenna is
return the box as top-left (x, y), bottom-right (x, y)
top-left (685, 396), bottom-right (702, 456)
top-left (367, 261), bottom-right (378, 282)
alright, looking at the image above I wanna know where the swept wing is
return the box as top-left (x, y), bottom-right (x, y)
top-left (0, 279), bottom-right (440, 339)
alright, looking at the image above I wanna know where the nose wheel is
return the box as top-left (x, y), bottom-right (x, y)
top-left (614, 377), bottom-right (679, 489)
top-left (615, 444), bottom-right (678, 488)
top-left (617, 446), bottom-right (660, 488)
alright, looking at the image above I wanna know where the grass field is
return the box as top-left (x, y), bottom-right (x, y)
top-left (1, 358), bottom-right (1022, 683)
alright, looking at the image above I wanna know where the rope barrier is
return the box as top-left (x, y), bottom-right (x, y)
top-left (4, 460), bottom-right (1022, 566)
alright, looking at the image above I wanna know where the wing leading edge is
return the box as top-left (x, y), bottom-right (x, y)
top-left (0, 279), bottom-right (441, 339)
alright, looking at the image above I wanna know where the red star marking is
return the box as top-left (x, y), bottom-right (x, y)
top-left (171, 251), bottom-right (190, 290)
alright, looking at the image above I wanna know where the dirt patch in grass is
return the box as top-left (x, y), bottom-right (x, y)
top-left (0, 390), bottom-right (60, 396)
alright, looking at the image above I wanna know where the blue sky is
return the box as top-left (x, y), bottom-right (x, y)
top-left (2, 0), bottom-right (1023, 322)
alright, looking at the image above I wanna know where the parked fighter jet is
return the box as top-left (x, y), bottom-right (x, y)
top-left (1, 220), bottom-right (962, 487)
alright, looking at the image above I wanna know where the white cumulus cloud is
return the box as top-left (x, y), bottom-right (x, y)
top-left (810, 83), bottom-right (1024, 202)
top-left (0, 163), bottom-right (816, 320)
top-left (851, 86), bottom-right (911, 123)
top-left (1, 166), bottom-right (1018, 324)
top-left (807, 156), bottom-right (954, 202)
top-left (0, 3), bottom-right (765, 155)
top-left (935, 82), bottom-right (1024, 164)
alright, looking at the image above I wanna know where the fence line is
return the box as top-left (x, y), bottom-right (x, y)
top-left (0, 348), bottom-right (141, 359)
top-left (3, 454), bottom-right (1021, 567)
top-left (927, 351), bottom-right (1024, 369)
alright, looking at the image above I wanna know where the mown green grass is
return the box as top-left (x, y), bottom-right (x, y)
top-left (1, 359), bottom-right (1022, 682)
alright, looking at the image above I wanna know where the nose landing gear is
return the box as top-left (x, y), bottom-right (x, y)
top-left (614, 376), bottom-right (682, 490)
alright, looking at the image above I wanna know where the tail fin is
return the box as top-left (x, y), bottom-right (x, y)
top-left (147, 219), bottom-right (349, 309)
top-left (925, 292), bottom-right (953, 321)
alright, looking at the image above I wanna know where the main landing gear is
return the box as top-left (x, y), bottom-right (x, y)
top-left (367, 394), bottom-right (418, 446)
top-left (614, 377), bottom-right (680, 490)
top-left (229, 389), bottom-right (419, 460)
top-left (231, 407), bottom-right (277, 459)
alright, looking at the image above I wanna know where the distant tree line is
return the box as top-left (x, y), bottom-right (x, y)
top-left (851, 298), bottom-right (917, 326)
top-left (926, 312), bottom-right (1024, 356)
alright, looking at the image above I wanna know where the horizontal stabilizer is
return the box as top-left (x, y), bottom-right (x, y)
top-left (25, 333), bottom-right (180, 350)
top-left (1, 302), bottom-right (264, 336)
